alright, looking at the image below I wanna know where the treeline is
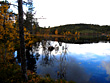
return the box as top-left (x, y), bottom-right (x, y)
top-left (35, 24), bottom-right (110, 36)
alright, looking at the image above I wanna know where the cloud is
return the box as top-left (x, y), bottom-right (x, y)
top-left (68, 42), bottom-right (110, 56)
top-left (102, 61), bottom-right (110, 81)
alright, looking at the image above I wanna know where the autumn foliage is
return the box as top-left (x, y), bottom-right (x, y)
top-left (0, 3), bottom-right (34, 82)
top-left (0, 4), bottom-right (33, 61)
top-left (0, 3), bottom-right (76, 83)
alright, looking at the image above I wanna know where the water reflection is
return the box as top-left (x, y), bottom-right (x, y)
top-left (102, 61), bottom-right (110, 81)
top-left (31, 40), bottom-right (91, 83)
top-left (26, 46), bottom-right (37, 72)
top-left (16, 40), bottom-right (110, 83)
top-left (40, 41), bottom-right (55, 66)
top-left (16, 46), bottom-right (38, 72)
top-left (66, 58), bottom-right (90, 82)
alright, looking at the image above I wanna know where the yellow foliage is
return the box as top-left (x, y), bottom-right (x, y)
top-left (75, 37), bottom-right (77, 40)
top-left (75, 31), bottom-right (77, 35)
top-left (55, 29), bottom-right (58, 35)
top-left (55, 38), bottom-right (58, 41)
top-left (78, 32), bottom-right (80, 35)
top-left (0, 34), bottom-right (3, 39)
top-left (0, 4), bottom-right (33, 62)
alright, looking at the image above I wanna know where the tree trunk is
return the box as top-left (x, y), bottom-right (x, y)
top-left (3, 16), bottom-right (6, 63)
top-left (18, 0), bottom-right (28, 81)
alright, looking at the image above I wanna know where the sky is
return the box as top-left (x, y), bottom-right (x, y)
top-left (2, 0), bottom-right (110, 27)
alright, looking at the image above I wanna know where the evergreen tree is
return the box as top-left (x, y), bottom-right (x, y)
top-left (24, 0), bottom-right (35, 34)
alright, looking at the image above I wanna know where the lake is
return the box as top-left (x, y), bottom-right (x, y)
top-left (15, 39), bottom-right (110, 83)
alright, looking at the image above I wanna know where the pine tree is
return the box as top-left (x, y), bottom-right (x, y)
top-left (18, 0), bottom-right (28, 80)
top-left (24, 0), bottom-right (35, 34)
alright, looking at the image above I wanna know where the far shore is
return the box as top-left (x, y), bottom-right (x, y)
top-left (34, 34), bottom-right (75, 38)
top-left (32, 33), bottom-right (108, 38)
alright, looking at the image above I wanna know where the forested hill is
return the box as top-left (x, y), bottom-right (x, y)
top-left (51, 23), bottom-right (110, 34)
top-left (36, 24), bottom-right (110, 35)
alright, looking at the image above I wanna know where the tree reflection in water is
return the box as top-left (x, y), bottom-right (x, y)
top-left (16, 40), bottom-right (90, 82)
top-left (38, 40), bottom-right (68, 80)
top-left (40, 40), bottom-right (55, 66)
top-left (26, 46), bottom-right (37, 72)
top-left (57, 43), bottom-right (68, 80)
top-left (35, 40), bottom-right (90, 82)
top-left (16, 42), bottom-right (40, 73)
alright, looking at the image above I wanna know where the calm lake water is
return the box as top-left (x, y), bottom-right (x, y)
top-left (16, 40), bottom-right (110, 83)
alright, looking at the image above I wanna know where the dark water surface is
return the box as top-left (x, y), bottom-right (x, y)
top-left (15, 40), bottom-right (110, 83)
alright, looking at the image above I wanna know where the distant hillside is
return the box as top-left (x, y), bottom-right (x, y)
top-left (51, 23), bottom-right (110, 34)
top-left (36, 24), bottom-right (110, 35)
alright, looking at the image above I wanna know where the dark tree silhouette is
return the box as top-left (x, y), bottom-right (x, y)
top-left (18, 0), bottom-right (27, 80)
